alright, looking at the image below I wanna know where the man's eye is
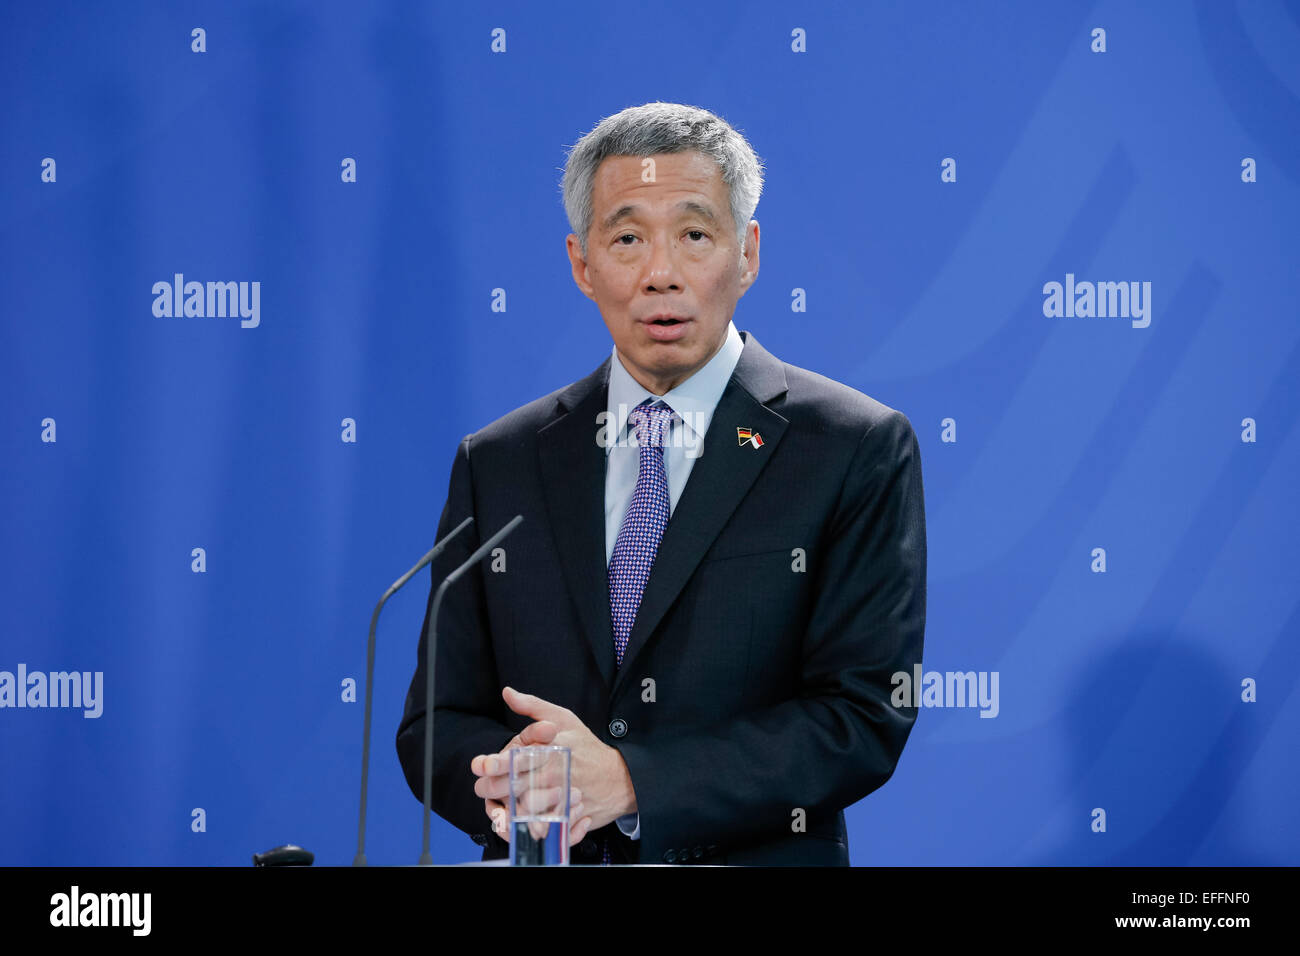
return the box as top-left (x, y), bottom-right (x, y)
top-left (686, 230), bottom-right (707, 242)
top-left (616, 234), bottom-right (637, 245)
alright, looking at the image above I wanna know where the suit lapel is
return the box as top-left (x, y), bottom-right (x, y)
top-left (537, 357), bottom-right (618, 689)
top-left (611, 331), bottom-right (789, 698)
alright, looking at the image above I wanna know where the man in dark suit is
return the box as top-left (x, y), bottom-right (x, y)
top-left (396, 102), bottom-right (926, 865)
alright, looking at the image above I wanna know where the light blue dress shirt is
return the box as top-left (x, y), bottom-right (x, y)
top-left (603, 320), bottom-right (745, 840)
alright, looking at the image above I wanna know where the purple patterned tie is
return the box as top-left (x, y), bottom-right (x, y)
top-left (609, 400), bottom-right (675, 666)
top-left (602, 399), bottom-right (674, 864)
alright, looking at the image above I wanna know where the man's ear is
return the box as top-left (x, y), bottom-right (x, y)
top-left (737, 219), bottom-right (760, 294)
top-left (566, 233), bottom-right (597, 301)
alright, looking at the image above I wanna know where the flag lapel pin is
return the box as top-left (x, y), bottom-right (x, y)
top-left (736, 426), bottom-right (764, 449)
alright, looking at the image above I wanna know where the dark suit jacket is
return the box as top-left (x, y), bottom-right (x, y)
top-left (396, 330), bottom-right (926, 865)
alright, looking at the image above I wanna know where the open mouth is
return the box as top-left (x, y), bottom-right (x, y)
top-left (642, 317), bottom-right (691, 341)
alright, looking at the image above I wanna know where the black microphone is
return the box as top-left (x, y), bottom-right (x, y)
top-left (353, 517), bottom-right (473, 867)
top-left (419, 514), bottom-right (524, 865)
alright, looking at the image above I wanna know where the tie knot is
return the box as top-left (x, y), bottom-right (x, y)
top-left (629, 401), bottom-right (674, 449)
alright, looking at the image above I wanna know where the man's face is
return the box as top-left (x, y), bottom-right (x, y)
top-left (566, 150), bottom-right (759, 395)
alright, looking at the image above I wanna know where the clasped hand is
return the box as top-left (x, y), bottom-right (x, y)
top-left (470, 687), bottom-right (637, 847)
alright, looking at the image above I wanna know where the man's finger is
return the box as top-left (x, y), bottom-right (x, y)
top-left (472, 749), bottom-right (516, 777)
top-left (474, 773), bottom-right (510, 802)
top-left (568, 816), bottom-right (593, 847)
top-left (567, 791), bottom-right (586, 843)
top-left (470, 726), bottom-right (532, 777)
top-left (518, 720), bottom-right (558, 746)
top-left (476, 761), bottom-right (563, 801)
top-left (502, 686), bottom-right (570, 724)
top-left (516, 785), bottom-right (569, 817)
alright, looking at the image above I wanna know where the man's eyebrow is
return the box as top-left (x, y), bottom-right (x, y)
top-left (600, 200), bottom-right (722, 233)
top-left (677, 200), bottom-right (720, 226)
top-left (601, 205), bottom-right (639, 233)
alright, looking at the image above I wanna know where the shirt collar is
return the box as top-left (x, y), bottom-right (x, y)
top-left (605, 320), bottom-right (744, 455)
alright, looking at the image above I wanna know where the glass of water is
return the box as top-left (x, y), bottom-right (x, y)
top-left (508, 745), bottom-right (571, 866)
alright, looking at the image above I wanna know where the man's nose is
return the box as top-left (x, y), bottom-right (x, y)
top-left (642, 235), bottom-right (683, 291)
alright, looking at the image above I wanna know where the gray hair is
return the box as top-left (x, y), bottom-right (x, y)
top-left (560, 102), bottom-right (765, 258)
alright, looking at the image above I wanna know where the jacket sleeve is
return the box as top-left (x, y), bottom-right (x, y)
top-left (613, 409), bottom-right (927, 859)
top-left (395, 434), bottom-right (515, 846)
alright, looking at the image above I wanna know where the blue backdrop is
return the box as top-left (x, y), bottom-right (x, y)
top-left (2, 0), bottom-right (1297, 866)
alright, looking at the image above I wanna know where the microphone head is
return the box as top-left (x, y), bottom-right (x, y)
top-left (252, 844), bottom-right (315, 867)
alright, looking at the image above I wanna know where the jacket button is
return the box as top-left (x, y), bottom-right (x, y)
top-left (608, 718), bottom-right (628, 738)
top-left (664, 849), bottom-right (677, 863)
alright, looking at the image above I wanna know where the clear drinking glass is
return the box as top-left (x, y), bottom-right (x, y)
top-left (508, 745), bottom-right (571, 866)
